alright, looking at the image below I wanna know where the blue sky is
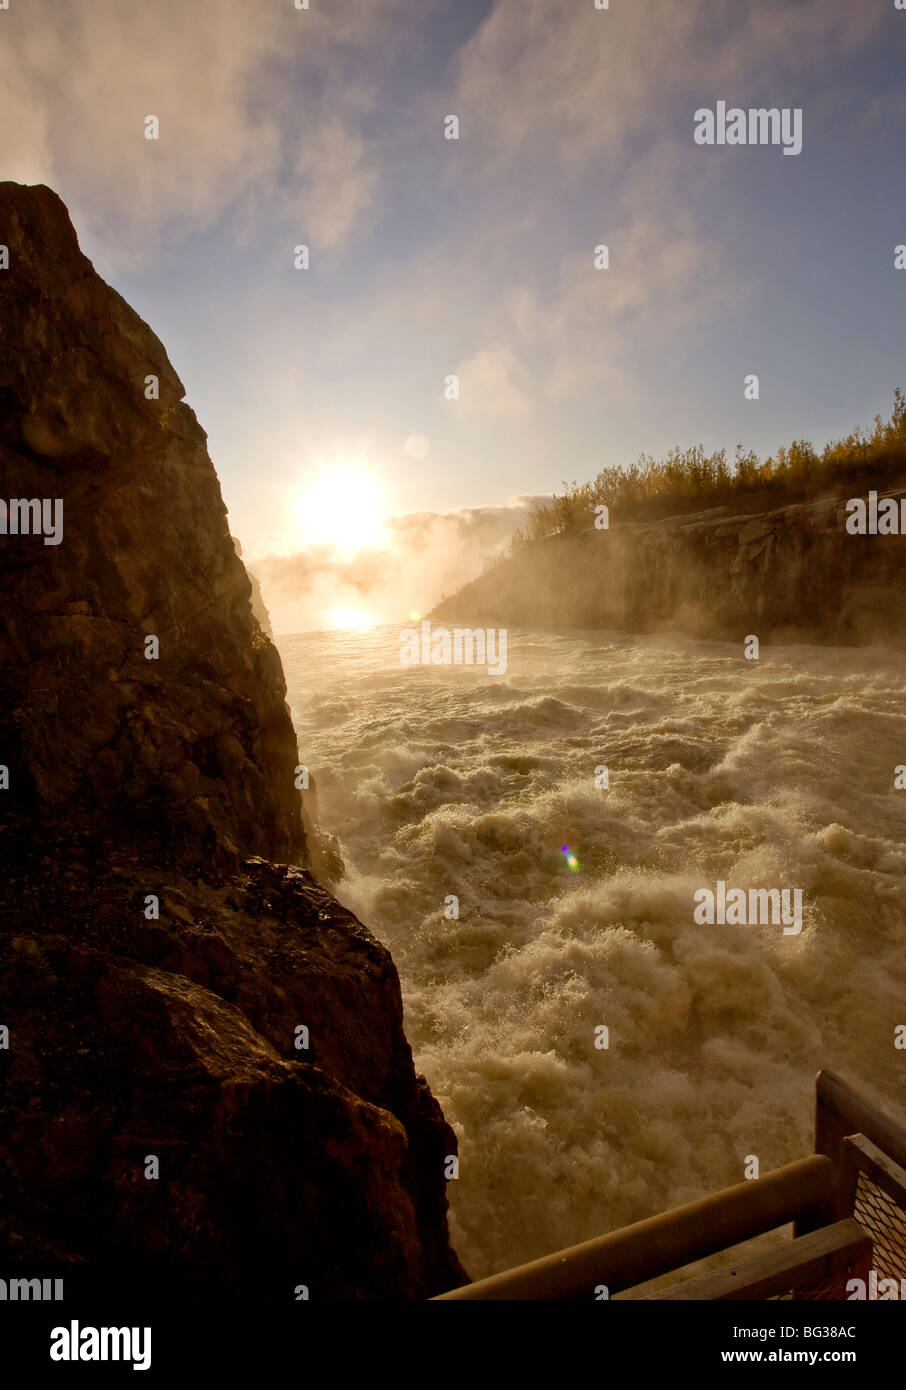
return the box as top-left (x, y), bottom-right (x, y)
top-left (2, 0), bottom-right (905, 628)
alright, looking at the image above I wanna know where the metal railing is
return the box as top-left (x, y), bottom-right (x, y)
top-left (432, 1068), bottom-right (906, 1301)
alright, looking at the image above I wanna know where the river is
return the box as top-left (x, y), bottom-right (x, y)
top-left (281, 624), bottom-right (906, 1279)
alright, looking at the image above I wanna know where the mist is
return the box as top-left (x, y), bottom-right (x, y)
top-left (248, 496), bottom-right (549, 634)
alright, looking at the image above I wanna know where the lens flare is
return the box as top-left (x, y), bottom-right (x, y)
top-left (560, 844), bottom-right (580, 872)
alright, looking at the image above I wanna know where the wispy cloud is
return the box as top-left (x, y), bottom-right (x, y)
top-left (0, 0), bottom-right (406, 266)
top-left (1, 0), bottom-right (898, 573)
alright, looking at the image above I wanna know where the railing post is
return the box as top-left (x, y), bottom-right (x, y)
top-left (837, 1135), bottom-right (863, 1220)
top-left (816, 1071), bottom-right (847, 1164)
top-left (813, 1068), bottom-right (858, 1222)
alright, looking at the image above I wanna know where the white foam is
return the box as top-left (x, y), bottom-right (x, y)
top-left (282, 627), bottom-right (906, 1279)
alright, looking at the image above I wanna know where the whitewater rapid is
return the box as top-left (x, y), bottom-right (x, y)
top-left (280, 625), bottom-right (906, 1280)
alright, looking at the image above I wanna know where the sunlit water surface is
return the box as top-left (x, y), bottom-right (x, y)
top-left (281, 625), bottom-right (906, 1278)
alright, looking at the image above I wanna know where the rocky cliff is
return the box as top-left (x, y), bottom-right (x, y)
top-left (0, 182), bottom-right (465, 1299)
top-left (432, 489), bottom-right (906, 646)
top-left (233, 535), bottom-right (274, 640)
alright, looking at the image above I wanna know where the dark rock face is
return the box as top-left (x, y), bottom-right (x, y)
top-left (0, 834), bottom-right (464, 1298)
top-left (0, 182), bottom-right (301, 867)
top-left (0, 183), bottom-right (465, 1298)
top-left (432, 491), bottom-right (906, 646)
top-left (233, 535), bottom-right (274, 640)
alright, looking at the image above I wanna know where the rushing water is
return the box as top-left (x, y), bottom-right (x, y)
top-left (280, 624), bottom-right (906, 1279)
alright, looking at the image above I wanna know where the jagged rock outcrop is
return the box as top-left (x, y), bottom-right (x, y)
top-left (229, 533), bottom-right (344, 886)
top-left (0, 182), bottom-right (465, 1299)
top-left (232, 535), bottom-right (274, 640)
top-left (432, 489), bottom-right (906, 646)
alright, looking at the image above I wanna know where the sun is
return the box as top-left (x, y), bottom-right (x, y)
top-left (295, 463), bottom-right (386, 555)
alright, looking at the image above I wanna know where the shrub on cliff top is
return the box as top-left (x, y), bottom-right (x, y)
top-left (512, 389), bottom-right (906, 548)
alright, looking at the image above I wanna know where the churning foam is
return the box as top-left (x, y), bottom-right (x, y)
top-left (281, 626), bottom-right (906, 1279)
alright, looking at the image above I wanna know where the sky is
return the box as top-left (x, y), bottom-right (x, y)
top-left (2, 0), bottom-right (905, 631)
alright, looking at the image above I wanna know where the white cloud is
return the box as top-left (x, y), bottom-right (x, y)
top-left (0, 0), bottom-right (406, 267)
top-left (450, 0), bottom-right (883, 179)
top-left (291, 118), bottom-right (379, 251)
top-left (452, 343), bottom-right (535, 420)
top-left (404, 434), bottom-right (431, 460)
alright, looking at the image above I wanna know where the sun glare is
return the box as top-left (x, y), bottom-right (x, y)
top-left (295, 463), bottom-right (386, 555)
top-left (327, 607), bottom-right (377, 631)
